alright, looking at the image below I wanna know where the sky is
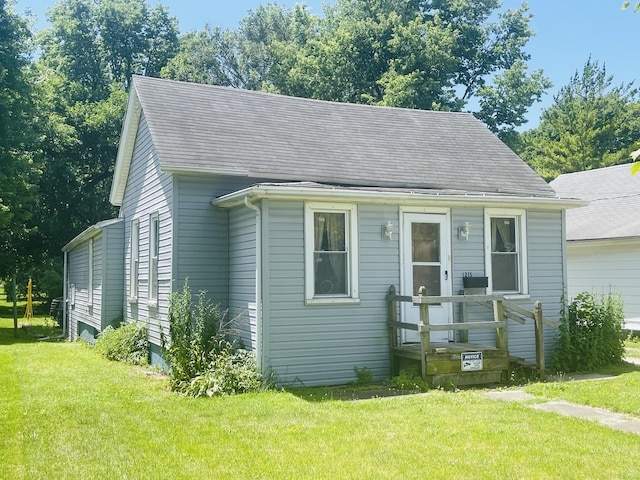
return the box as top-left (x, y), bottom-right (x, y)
top-left (13, 0), bottom-right (640, 129)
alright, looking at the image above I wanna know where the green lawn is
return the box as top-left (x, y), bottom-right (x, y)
top-left (3, 315), bottom-right (640, 479)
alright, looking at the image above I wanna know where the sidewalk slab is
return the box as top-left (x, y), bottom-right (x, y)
top-left (532, 400), bottom-right (640, 436)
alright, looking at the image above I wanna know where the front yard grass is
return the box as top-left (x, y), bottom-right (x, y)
top-left (3, 316), bottom-right (640, 479)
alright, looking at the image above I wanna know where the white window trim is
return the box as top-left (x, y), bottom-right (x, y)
top-left (304, 202), bottom-right (359, 304)
top-left (148, 212), bottom-right (159, 308)
top-left (88, 238), bottom-right (94, 307)
top-left (129, 219), bottom-right (139, 303)
top-left (484, 208), bottom-right (528, 296)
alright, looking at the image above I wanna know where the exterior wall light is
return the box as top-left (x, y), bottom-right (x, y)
top-left (458, 221), bottom-right (471, 241)
top-left (382, 220), bottom-right (394, 240)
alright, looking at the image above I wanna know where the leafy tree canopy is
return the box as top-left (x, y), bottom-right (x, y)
top-left (0, 0), bottom-right (39, 278)
top-left (162, 0), bottom-right (550, 140)
top-left (515, 59), bottom-right (640, 181)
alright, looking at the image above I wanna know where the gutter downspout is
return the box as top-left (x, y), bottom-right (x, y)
top-left (244, 197), bottom-right (263, 368)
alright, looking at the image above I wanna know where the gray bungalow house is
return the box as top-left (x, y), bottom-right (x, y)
top-left (63, 75), bottom-right (582, 386)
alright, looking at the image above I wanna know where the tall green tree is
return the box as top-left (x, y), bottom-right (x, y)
top-left (516, 59), bottom-right (640, 180)
top-left (163, 3), bottom-right (315, 89)
top-left (0, 0), bottom-right (39, 281)
top-left (25, 0), bottom-right (179, 298)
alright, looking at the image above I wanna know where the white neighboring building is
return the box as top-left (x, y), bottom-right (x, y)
top-left (551, 164), bottom-right (640, 330)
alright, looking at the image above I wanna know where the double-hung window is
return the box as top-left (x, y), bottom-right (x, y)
top-left (304, 203), bottom-right (359, 303)
top-left (149, 213), bottom-right (159, 306)
top-left (129, 219), bottom-right (139, 302)
top-left (484, 208), bottom-right (528, 295)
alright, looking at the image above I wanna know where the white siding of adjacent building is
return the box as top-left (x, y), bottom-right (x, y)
top-left (567, 239), bottom-right (640, 327)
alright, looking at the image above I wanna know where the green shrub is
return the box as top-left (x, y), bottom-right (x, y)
top-left (95, 322), bottom-right (148, 365)
top-left (388, 366), bottom-right (430, 392)
top-left (353, 366), bottom-right (374, 385)
top-left (552, 291), bottom-right (625, 372)
top-left (182, 347), bottom-right (264, 397)
top-left (162, 280), bottom-right (265, 396)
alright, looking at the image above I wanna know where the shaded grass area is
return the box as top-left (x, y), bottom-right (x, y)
top-left (3, 324), bottom-right (640, 479)
top-left (0, 285), bottom-right (61, 344)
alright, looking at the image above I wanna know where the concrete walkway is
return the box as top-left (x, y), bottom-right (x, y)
top-left (480, 367), bottom-right (640, 436)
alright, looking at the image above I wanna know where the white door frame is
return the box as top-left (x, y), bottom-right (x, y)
top-left (400, 210), bottom-right (453, 343)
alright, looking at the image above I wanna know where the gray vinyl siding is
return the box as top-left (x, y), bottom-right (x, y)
top-left (261, 202), bottom-right (565, 385)
top-left (526, 210), bottom-right (565, 359)
top-left (121, 113), bottom-right (173, 347)
top-left (228, 205), bottom-right (257, 350)
top-left (102, 221), bottom-right (124, 328)
top-left (262, 200), bottom-right (400, 386)
top-left (67, 235), bottom-right (101, 341)
top-left (173, 175), bottom-right (265, 308)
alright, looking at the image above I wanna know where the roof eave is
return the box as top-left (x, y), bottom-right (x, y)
top-left (109, 84), bottom-right (142, 207)
top-left (212, 184), bottom-right (588, 210)
top-left (62, 218), bottom-right (123, 252)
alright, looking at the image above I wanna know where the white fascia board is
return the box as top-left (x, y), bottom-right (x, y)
top-left (212, 184), bottom-right (588, 210)
top-left (109, 87), bottom-right (142, 207)
top-left (62, 218), bottom-right (123, 252)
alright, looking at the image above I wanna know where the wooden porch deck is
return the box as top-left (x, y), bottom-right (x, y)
top-left (391, 341), bottom-right (510, 387)
top-left (387, 285), bottom-right (557, 387)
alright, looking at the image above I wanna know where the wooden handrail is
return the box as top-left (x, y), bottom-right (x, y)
top-left (386, 293), bottom-right (505, 304)
top-left (419, 320), bottom-right (506, 332)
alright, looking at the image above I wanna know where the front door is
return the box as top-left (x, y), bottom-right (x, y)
top-left (402, 213), bottom-right (452, 343)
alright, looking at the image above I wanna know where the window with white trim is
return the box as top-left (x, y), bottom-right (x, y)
top-left (304, 203), bottom-right (359, 303)
top-left (88, 238), bottom-right (94, 306)
top-left (129, 219), bottom-right (139, 301)
top-left (149, 212), bottom-right (159, 305)
top-left (484, 208), bottom-right (528, 294)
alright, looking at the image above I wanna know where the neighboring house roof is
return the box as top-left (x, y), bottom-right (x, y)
top-left (550, 164), bottom-right (640, 241)
top-left (62, 218), bottom-right (123, 252)
top-left (111, 75), bottom-right (556, 205)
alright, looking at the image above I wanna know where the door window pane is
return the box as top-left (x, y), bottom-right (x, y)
top-left (413, 265), bottom-right (440, 296)
top-left (412, 223), bottom-right (440, 262)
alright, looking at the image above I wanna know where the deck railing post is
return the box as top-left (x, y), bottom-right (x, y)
top-left (418, 286), bottom-right (430, 379)
top-left (493, 299), bottom-right (507, 350)
top-left (460, 293), bottom-right (469, 344)
top-left (388, 285), bottom-right (398, 377)
top-left (534, 301), bottom-right (545, 380)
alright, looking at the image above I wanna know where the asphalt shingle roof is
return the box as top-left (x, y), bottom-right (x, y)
top-left (550, 164), bottom-right (640, 241)
top-left (132, 75), bottom-right (555, 197)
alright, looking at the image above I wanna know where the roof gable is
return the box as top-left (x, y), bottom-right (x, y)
top-left (111, 75), bottom-right (555, 206)
top-left (551, 164), bottom-right (640, 241)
